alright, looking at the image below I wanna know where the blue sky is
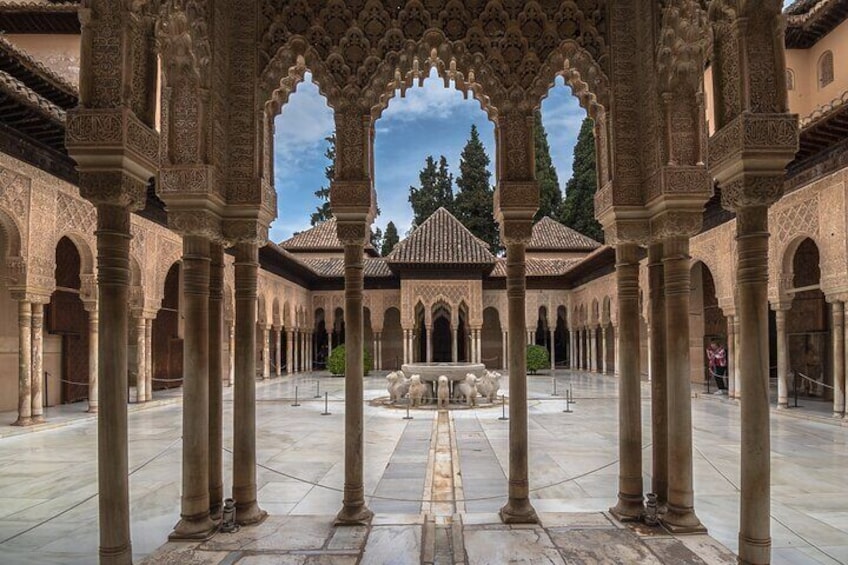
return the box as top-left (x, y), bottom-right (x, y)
top-left (271, 71), bottom-right (585, 242)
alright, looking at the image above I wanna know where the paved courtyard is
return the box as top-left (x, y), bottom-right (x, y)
top-left (0, 371), bottom-right (845, 564)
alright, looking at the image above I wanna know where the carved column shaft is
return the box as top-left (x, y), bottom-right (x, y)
top-left (135, 315), bottom-right (147, 403)
top-left (262, 327), bottom-right (270, 379)
top-left (727, 314), bottom-right (736, 399)
top-left (171, 235), bottom-right (215, 540)
top-left (286, 330), bottom-right (294, 374)
top-left (232, 242), bottom-right (265, 525)
top-left (550, 329), bottom-right (555, 372)
top-left (832, 302), bottom-right (845, 417)
top-left (228, 322), bottom-right (235, 386)
top-left (452, 327), bottom-right (458, 363)
top-left (209, 242), bottom-right (224, 519)
top-left (15, 300), bottom-right (32, 426)
top-left (662, 237), bottom-right (702, 532)
top-left (88, 307), bottom-right (99, 413)
top-left (426, 325), bottom-right (433, 363)
top-left (647, 243), bottom-right (668, 509)
top-left (145, 318), bottom-right (153, 401)
top-left (774, 310), bottom-right (788, 408)
top-left (30, 302), bottom-right (44, 422)
top-left (611, 242), bottom-right (644, 520)
top-left (275, 328), bottom-right (282, 377)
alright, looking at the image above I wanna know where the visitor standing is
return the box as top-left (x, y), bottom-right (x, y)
top-left (706, 339), bottom-right (728, 394)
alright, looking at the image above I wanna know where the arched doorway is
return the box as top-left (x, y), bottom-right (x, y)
top-left (382, 307), bottom-right (403, 370)
top-left (152, 262), bottom-right (182, 391)
top-left (690, 261), bottom-right (727, 385)
top-left (481, 307), bottom-right (503, 369)
top-left (47, 237), bottom-right (89, 404)
top-left (554, 306), bottom-right (569, 368)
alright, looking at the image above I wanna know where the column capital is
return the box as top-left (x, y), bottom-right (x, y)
top-left (650, 210), bottom-right (703, 241)
top-left (603, 219), bottom-right (651, 247)
top-left (335, 219), bottom-right (370, 246)
top-left (168, 209), bottom-right (225, 243)
top-left (499, 217), bottom-right (534, 246)
top-left (224, 219), bottom-right (268, 246)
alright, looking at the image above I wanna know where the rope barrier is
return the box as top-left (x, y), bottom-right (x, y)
top-left (151, 376), bottom-right (185, 383)
top-left (57, 378), bottom-right (88, 386)
top-left (795, 371), bottom-right (834, 390)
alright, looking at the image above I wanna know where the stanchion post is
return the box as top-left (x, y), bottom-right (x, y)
top-left (793, 372), bottom-right (799, 408)
top-left (498, 394), bottom-right (508, 421)
top-left (321, 391), bottom-right (330, 415)
top-left (563, 388), bottom-right (572, 413)
top-left (403, 402), bottom-right (413, 420)
top-left (292, 386), bottom-right (300, 407)
top-left (551, 377), bottom-right (558, 397)
top-left (314, 379), bottom-right (321, 399)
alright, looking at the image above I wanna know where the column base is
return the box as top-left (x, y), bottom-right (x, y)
top-left (99, 543), bottom-right (133, 565)
top-left (776, 402), bottom-right (788, 410)
top-left (209, 498), bottom-right (223, 522)
top-left (30, 415), bottom-right (45, 425)
top-left (833, 412), bottom-right (844, 419)
top-left (335, 503), bottom-right (373, 526)
top-left (499, 499), bottom-right (539, 524)
top-left (168, 514), bottom-right (217, 541)
top-left (660, 505), bottom-right (706, 534)
top-left (738, 533), bottom-right (771, 565)
top-left (87, 405), bottom-right (98, 413)
top-left (236, 501), bottom-right (268, 526)
top-left (12, 417), bottom-right (32, 426)
top-left (609, 495), bottom-right (644, 522)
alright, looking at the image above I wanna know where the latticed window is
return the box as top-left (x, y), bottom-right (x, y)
top-left (818, 51), bottom-right (834, 88)
top-left (786, 69), bottom-right (795, 91)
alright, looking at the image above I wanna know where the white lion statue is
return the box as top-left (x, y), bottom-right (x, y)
top-left (455, 373), bottom-right (478, 407)
top-left (386, 371), bottom-right (410, 403)
top-left (476, 370), bottom-right (501, 403)
top-left (437, 375), bottom-right (450, 409)
top-left (408, 374), bottom-right (427, 407)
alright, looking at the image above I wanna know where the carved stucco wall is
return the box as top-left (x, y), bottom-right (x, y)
top-left (569, 272), bottom-right (617, 329)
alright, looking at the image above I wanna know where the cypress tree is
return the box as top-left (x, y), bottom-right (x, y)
top-left (454, 125), bottom-right (499, 252)
top-left (534, 111), bottom-right (562, 223)
top-left (310, 133), bottom-right (335, 226)
top-left (409, 155), bottom-right (454, 227)
top-left (559, 118), bottom-right (604, 242)
top-left (381, 221), bottom-right (400, 256)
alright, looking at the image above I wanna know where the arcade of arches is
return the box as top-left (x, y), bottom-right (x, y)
top-left (5, 0), bottom-right (848, 564)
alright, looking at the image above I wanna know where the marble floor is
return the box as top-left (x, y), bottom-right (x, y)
top-left (0, 370), bottom-right (845, 564)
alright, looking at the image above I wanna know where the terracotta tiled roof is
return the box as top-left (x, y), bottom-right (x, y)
top-left (527, 217), bottom-right (602, 251)
top-left (386, 207), bottom-right (495, 265)
top-left (279, 218), bottom-right (376, 253)
top-left (490, 257), bottom-right (582, 278)
top-left (0, 35), bottom-right (78, 105)
top-left (301, 257), bottom-right (393, 278)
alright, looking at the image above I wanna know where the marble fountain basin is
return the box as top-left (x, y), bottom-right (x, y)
top-left (401, 362), bottom-right (486, 382)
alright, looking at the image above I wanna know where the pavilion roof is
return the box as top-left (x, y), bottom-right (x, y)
top-left (526, 216), bottom-right (602, 252)
top-left (279, 217), bottom-right (378, 255)
top-left (385, 207), bottom-right (496, 267)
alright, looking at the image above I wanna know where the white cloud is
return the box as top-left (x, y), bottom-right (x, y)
top-left (380, 72), bottom-right (479, 123)
top-left (274, 75), bottom-right (334, 171)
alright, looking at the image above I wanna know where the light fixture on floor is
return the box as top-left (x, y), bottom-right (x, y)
top-left (220, 498), bottom-right (240, 533)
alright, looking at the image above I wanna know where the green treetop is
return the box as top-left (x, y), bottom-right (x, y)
top-left (409, 154), bottom-right (454, 227)
top-left (381, 221), bottom-right (400, 256)
top-left (559, 118), bottom-right (604, 242)
top-left (534, 111), bottom-right (562, 223)
top-left (454, 125), bottom-right (499, 253)
top-left (310, 133), bottom-right (335, 226)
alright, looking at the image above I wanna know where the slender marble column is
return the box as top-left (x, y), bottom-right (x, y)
top-left (610, 243), bottom-right (644, 521)
top-left (30, 302), bottom-right (45, 423)
top-left (601, 327), bottom-right (608, 374)
top-left (452, 327), bottom-right (458, 362)
top-left (14, 300), bottom-right (32, 426)
top-left (262, 327), bottom-right (270, 380)
top-left (727, 315), bottom-right (736, 399)
top-left (87, 307), bottom-right (99, 412)
top-left (736, 207), bottom-right (771, 564)
top-left (832, 302), bottom-right (845, 417)
top-left (426, 325), bottom-right (433, 363)
top-left (733, 316), bottom-right (741, 399)
top-left (228, 322), bottom-right (235, 386)
top-left (550, 329), bottom-right (555, 373)
top-left (95, 204), bottom-right (133, 561)
top-left (145, 318), bottom-right (153, 401)
top-left (499, 241), bottom-right (538, 524)
top-left (336, 240), bottom-right (372, 524)
top-left (208, 243), bottom-right (224, 520)
top-left (378, 333), bottom-right (383, 370)
top-left (232, 242), bottom-right (265, 525)
top-left (502, 330), bottom-right (508, 369)
top-left (275, 328), bottom-right (282, 377)
top-left (170, 235), bottom-right (215, 540)
top-left (293, 330), bottom-right (299, 373)
top-left (569, 331), bottom-right (575, 369)
top-left (614, 326), bottom-right (620, 375)
top-left (308, 333), bottom-right (314, 371)
top-left (774, 310), bottom-right (788, 408)
top-left (477, 330), bottom-right (483, 364)
top-left (286, 330), bottom-right (294, 374)
top-left (135, 315), bottom-right (147, 403)
top-left (647, 243), bottom-right (668, 509)
top-left (662, 237), bottom-right (703, 532)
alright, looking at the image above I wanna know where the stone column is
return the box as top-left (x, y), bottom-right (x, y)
top-left (601, 326), bottom-right (608, 374)
top-left (726, 314), bottom-right (736, 399)
top-left (208, 242), bottom-right (224, 520)
top-left (499, 238), bottom-right (538, 523)
top-left (550, 328), bottom-right (556, 373)
top-left (145, 318), bottom-right (153, 401)
top-left (261, 326), bottom-right (270, 380)
top-left (87, 306), bottom-right (99, 412)
top-left (647, 243), bottom-right (668, 509)
top-left (275, 328), bottom-right (282, 377)
top-left (135, 314), bottom-right (147, 403)
top-left (14, 299), bottom-right (32, 426)
top-left (335, 229), bottom-right (373, 524)
top-left (592, 327), bottom-right (599, 372)
top-left (773, 309), bottom-right (788, 408)
top-left (662, 237), bottom-right (703, 532)
top-left (614, 326), bottom-right (620, 376)
top-left (293, 330), bottom-right (300, 373)
top-left (228, 322), bottom-right (235, 386)
top-left (426, 325), bottom-right (433, 363)
top-left (832, 302), bottom-right (845, 417)
top-left (232, 241), bottom-right (266, 525)
top-left (732, 316), bottom-right (741, 399)
top-left (170, 235), bottom-right (215, 540)
top-left (569, 330), bottom-right (576, 369)
top-left (309, 333), bottom-right (314, 371)
top-left (452, 326), bottom-right (458, 362)
top-left (610, 243), bottom-right (644, 521)
top-left (30, 302), bottom-right (45, 423)
top-left (286, 330), bottom-right (294, 374)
